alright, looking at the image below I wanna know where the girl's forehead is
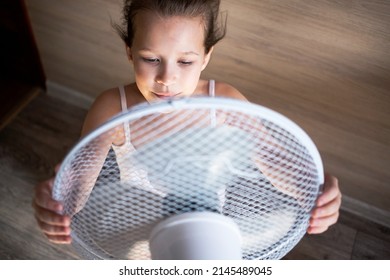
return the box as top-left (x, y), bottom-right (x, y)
top-left (134, 10), bottom-right (205, 33)
top-left (132, 11), bottom-right (206, 51)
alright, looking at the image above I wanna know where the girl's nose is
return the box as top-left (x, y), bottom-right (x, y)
top-left (155, 63), bottom-right (177, 86)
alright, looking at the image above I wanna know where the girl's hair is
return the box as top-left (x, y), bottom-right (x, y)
top-left (113, 0), bottom-right (227, 54)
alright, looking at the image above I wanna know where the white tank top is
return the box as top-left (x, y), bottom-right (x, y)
top-left (111, 80), bottom-right (216, 184)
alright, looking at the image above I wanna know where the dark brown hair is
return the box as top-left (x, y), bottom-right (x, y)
top-left (113, 0), bottom-right (227, 54)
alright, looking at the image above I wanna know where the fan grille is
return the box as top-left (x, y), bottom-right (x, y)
top-left (53, 98), bottom-right (322, 259)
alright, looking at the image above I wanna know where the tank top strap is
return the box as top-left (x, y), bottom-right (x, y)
top-left (208, 79), bottom-right (215, 97)
top-left (118, 86), bottom-right (131, 143)
top-left (118, 86), bottom-right (128, 112)
top-left (208, 80), bottom-right (216, 126)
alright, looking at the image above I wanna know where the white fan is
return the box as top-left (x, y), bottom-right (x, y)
top-left (52, 97), bottom-right (324, 260)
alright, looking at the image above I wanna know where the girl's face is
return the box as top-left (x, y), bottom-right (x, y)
top-left (128, 11), bottom-right (213, 102)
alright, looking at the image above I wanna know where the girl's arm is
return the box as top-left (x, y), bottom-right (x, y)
top-left (216, 81), bottom-right (341, 234)
top-left (33, 89), bottom-right (123, 243)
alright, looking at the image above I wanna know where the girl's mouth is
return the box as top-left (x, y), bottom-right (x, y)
top-left (153, 92), bottom-right (181, 99)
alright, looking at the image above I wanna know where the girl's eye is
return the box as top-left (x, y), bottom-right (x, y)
top-left (142, 58), bottom-right (159, 63)
top-left (179, 61), bottom-right (193, 65)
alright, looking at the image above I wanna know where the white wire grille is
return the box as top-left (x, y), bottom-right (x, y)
top-left (53, 97), bottom-right (323, 260)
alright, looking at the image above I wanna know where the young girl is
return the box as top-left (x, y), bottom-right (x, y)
top-left (33, 0), bottom-right (341, 244)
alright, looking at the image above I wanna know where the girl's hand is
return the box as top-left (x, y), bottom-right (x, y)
top-left (32, 165), bottom-right (72, 244)
top-left (307, 173), bottom-right (342, 234)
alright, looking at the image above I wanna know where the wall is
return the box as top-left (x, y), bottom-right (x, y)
top-left (25, 0), bottom-right (390, 213)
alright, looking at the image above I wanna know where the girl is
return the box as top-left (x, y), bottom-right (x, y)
top-left (33, 0), bottom-right (341, 244)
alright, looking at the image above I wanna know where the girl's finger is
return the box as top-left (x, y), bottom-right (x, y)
top-left (317, 173), bottom-right (340, 207)
top-left (312, 195), bottom-right (341, 218)
top-left (36, 218), bottom-right (71, 236)
top-left (34, 207), bottom-right (71, 227)
top-left (45, 234), bottom-right (72, 244)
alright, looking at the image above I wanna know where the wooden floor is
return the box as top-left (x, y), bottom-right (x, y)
top-left (0, 81), bottom-right (41, 131)
top-left (0, 93), bottom-right (389, 260)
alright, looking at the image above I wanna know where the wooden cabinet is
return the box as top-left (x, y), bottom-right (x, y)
top-left (0, 0), bottom-right (45, 130)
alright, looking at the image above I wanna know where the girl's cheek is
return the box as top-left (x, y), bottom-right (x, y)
top-left (135, 65), bottom-right (153, 77)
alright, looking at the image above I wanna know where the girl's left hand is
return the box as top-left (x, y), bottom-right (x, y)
top-left (307, 173), bottom-right (342, 234)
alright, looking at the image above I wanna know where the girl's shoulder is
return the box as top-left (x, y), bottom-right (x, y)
top-left (81, 84), bottom-right (143, 136)
top-left (91, 83), bottom-right (144, 113)
top-left (80, 87), bottom-right (122, 136)
top-left (214, 80), bottom-right (248, 101)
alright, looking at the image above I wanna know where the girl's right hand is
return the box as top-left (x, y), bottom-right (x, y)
top-left (32, 166), bottom-right (72, 244)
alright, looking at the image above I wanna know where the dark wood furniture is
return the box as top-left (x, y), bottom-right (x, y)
top-left (0, 0), bottom-right (45, 130)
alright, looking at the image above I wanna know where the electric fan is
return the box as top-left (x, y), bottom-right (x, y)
top-left (52, 97), bottom-right (324, 260)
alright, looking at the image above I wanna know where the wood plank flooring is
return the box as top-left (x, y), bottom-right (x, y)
top-left (0, 81), bottom-right (41, 131)
top-left (0, 93), bottom-right (389, 260)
